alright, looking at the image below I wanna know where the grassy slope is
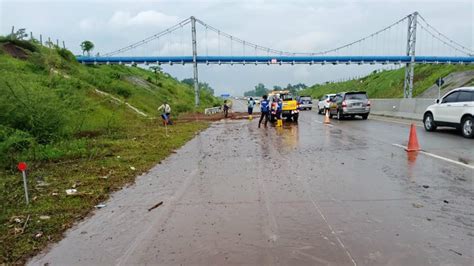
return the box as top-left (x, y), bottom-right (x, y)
top-left (0, 40), bottom-right (219, 263)
top-left (299, 64), bottom-right (474, 99)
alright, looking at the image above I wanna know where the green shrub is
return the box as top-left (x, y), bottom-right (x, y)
top-left (0, 81), bottom-right (71, 144)
top-left (108, 72), bottom-right (121, 80)
top-left (32, 139), bottom-right (94, 162)
top-left (114, 83), bottom-right (132, 98)
top-left (57, 48), bottom-right (76, 62)
top-left (174, 103), bottom-right (192, 113)
top-left (0, 126), bottom-right (34, 168)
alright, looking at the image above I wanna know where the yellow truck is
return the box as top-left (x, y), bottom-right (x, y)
top-left (268, 90), bottom-right (299, 122)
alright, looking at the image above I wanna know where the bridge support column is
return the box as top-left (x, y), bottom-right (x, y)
top-left (403, 12), bottom-right (418, 98)
top-left (191, 16), bottom-right (200, 107)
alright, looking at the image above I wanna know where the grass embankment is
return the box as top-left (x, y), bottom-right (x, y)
top-left (0, 38), bottom-right (219, 263)
top-left (299, 64), bottom-right (474, 99)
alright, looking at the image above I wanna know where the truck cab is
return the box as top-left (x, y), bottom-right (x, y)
top-left (269, 90), bottom-right (299, 122)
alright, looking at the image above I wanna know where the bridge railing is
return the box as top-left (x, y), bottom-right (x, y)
top-left (204, 106), bottom-right (221, 115)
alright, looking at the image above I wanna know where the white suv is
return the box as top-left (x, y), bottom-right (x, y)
top-left (317, 94), bottom-right (336, 114)
top-left (423, 87), bottom-right (474, 138)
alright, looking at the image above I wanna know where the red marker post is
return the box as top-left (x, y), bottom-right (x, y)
top-left (17, 162), bottom-right (29, 205)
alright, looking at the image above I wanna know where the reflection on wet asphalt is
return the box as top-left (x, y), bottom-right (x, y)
top-left (30, 110), bottom-right (473, 266)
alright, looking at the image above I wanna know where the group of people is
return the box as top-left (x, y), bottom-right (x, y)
top-left (157, 95), bottom-right (282, 128)
top-left (247, 95), bottom-right (282, 128)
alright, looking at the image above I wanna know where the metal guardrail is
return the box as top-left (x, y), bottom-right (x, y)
top-left (204, 106), bottom-right (221, 115)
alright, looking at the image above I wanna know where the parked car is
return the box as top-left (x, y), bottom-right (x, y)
top-left (423, 87), bottom-right (474, 138)
top-left (328, 91), bottom-right (370, 120)
top-left (318, 94), bottom-right (336, 114)
top-left (297, 96), bottom-right (313, 110)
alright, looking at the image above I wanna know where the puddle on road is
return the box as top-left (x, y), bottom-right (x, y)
top-left (274, 124), bottom-right (300, 151)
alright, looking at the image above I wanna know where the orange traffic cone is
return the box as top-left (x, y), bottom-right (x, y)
top-left (405, 123), bottom-right (420, 152)
top-left (324, 110), bottom-right (331, 124)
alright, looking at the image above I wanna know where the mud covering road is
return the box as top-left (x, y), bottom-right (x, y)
top-left (30, 110), bottom-right (473, 265)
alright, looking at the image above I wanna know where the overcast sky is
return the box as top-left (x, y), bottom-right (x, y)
top-left (1, 0), bottom-right (472, 95)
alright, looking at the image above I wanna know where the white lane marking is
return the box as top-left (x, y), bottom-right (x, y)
top-left (392, 144), bottom-right (474, 169)
top-left (297, 179), bottom-right (357, 266)
top-left (370, 117), bottom-right (422, 127)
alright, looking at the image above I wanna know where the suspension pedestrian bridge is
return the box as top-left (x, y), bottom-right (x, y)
top-left (76, 12), bottom-right (473, 102)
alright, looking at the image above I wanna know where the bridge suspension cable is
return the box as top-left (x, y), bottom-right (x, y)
top-left (417, 14), bottom-right (473, 56)
top-left (99, 12), bottom-right (472, 59)
top-left (195, 15), bottom-right (410, 56)
top-left (103, 18), bottom-right (191, 57)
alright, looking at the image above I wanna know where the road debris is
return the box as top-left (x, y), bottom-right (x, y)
top-left (412, 203), bottom-right (424, 208)
top-left (130, 166), bottom-right (136, 171)
top-left (35, 232), bottom-right (43, 238)
top-left (22, 215), bottom-right (30, 232)
top-left (443, 200), bottom-right (449, 204)
top-left (422, 185), bottom-right (430, 188)
top-left (36, 180), bottom-right (49, 187)
top-left (148, 201), bottom-right (163, 212)
top-left (449, 249), bottom-right (462, 256)
top-left (95, 204), bottom-right (107, 209)
top-left (65, 189), bottom-right (78, 195)
top-left (39, 215), bottom-right (51, 220)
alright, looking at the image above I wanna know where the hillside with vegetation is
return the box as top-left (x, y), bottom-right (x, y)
top-left (0, 37), bottom-right (220, 263)
top-left (299, 64), bottom-right (474, 99)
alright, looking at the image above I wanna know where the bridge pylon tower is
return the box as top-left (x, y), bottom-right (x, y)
top-left (403, 12), bottom-right (418, 98)
top-left (191, 16), bottom-right (200, 106)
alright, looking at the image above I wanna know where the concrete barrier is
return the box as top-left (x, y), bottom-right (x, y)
top-left (370, 98), bottom-right (436, 120)
top-left (204, 107), bottom-right (222, 115)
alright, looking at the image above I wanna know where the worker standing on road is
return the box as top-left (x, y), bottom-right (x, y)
top-left (276, 97), bottom-right (282, 120)
top-left (223, 100), bottom-right (230, 118)
top-left (158, 102), bottom-right (172, 125)
top-left (247, 97), bottom-right (255, 115)
top-left (258, 95), bottom-right (270, 128)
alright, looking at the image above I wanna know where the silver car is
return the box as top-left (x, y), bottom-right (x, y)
top-left (298, 96), bottom-right (313, 110)
top-left (329, 91), bottom-right (371, 120)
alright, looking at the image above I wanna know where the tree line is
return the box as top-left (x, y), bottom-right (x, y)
top-left (244, 83), bottom-right (307, 97)
top-left (181, 79), bottom-right (215, 95)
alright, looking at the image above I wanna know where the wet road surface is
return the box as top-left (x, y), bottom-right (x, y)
top-left (30, 110), bottom-right (473, 265)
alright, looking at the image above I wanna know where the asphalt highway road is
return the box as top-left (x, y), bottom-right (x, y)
top-left (30, 109), bottom-right (473, 265)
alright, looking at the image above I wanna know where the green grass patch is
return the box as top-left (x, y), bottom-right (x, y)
top-left (0, 115), bottom-right (209, 263)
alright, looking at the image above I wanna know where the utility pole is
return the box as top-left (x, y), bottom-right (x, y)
top-left (403, 12), bottom-right (418, 98)
top-left (191, 16), bottom-right (200, 107)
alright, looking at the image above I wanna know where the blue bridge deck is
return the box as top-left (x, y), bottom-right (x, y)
top-left (76, 55), bottom-right (474, 65)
